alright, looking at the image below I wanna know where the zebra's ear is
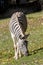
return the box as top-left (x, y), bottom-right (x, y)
top-left (24, 34), bottom-right (30, 39)
top-left (19, 35), bottom-right (25, 39)
top-left (22, 34), bottom-right (30, 39)
top-left (19, 35), bottom-right (22, 39)
top-left (19, 34), bottom-right (30, 39)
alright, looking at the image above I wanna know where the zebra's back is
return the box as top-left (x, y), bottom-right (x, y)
top-left (9, 12), bottom-right (27, 40)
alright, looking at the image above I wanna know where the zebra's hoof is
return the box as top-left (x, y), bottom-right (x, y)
top-left (13, 56), bottom-right (18, 60)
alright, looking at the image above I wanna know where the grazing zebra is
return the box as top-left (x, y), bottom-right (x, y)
top-left (9, 12), bottom-right (29, 60)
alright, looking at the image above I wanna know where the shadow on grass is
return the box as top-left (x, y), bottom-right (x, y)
top-left (29, 47), bottom-right (43, 56)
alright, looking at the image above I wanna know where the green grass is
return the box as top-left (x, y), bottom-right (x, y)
top-left (0, 11), bottom-right (43, 65)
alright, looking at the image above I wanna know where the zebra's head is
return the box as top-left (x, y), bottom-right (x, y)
top-left (18, 35), bottom-right (29, 56)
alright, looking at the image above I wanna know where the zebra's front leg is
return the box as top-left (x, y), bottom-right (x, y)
top-left (15, 48), bottom-right (22, 59)
top-left (10, 33), bottom-right (18, 60)
top-left (14, 45), bottom-right (17, 59)
top-left (17, 42), bottom-right (22, 58)
top-left (15, 45), bottom-right (19, 60)
top-left (14, 41), bottom-right (19, 60)
top-left (19, 50), bottom-right (22, 58)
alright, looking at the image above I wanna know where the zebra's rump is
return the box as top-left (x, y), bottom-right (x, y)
top-left (9, 12), bottom-right (27, 39)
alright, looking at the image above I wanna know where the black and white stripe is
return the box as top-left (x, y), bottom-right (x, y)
top-left (9, 12), bottom-right (28, 60)
top-left (9, 12), bottom-right (27, 40)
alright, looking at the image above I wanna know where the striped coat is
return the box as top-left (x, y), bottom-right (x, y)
top-left (9, 12), bottom-right (27, 41)
top-left (9, 12), bottom-right (28, 60)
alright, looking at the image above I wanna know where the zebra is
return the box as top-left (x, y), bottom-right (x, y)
top-left (9, 12), bottom-right (29, 60)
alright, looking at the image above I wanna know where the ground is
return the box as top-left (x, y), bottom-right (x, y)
top-left (0, 11), bottom-right (43, 65)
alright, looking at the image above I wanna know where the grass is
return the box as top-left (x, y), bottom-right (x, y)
top-left (0, 11), bottom-right (43, 65)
